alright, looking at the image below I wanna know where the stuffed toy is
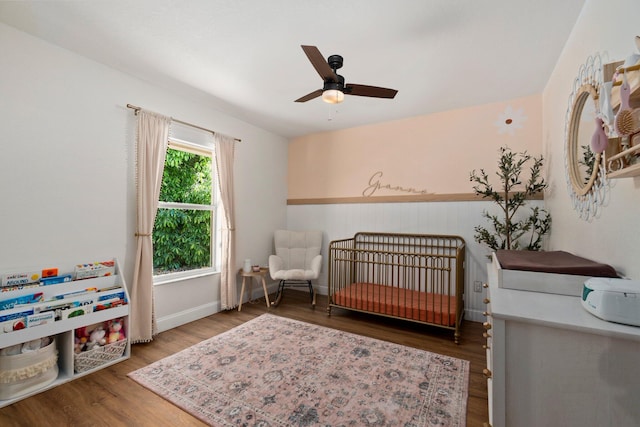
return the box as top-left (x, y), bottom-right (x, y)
top-left (75, 326), bottom-right (89, 353)
top-left (107, 319), bottom-right (125, 344)
top-left (85, 326), bottom-right (106, 351)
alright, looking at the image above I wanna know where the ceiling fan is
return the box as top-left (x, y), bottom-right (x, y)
top-left (295, 45), bottom-right (398, 104)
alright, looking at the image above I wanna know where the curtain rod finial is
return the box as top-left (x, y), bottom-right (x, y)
top-left (126, 103), bottom-right (141, 115)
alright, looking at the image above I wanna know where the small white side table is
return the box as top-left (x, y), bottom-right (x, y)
top-left (238, 267), bottom-right (270, 311)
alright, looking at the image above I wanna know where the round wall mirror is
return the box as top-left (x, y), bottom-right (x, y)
top-left (567, 84), bottom-right (600, 196)
top-left (564, 54), bottom-right (609, 220)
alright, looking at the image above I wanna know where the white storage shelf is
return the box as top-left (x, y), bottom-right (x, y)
top-left (0, 259), bottom-right (130, 408)
top-left (607, 62), bottom-right (640, 179)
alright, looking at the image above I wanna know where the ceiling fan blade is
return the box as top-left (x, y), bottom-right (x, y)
top-left (295, 89), bottom-right (323, 103)
top-left (345, 83), bottom-right (398, 99)
top-left (301, 45), bottom-right (338, 82)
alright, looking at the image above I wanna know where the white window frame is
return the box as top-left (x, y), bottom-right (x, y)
top-left (153, 137), bottom-right (219, 285)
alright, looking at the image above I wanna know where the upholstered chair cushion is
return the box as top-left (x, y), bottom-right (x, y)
top-left (269, 230), bottom-right (322, 281)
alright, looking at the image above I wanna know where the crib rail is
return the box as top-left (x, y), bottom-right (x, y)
top-left (328, 232), bottom-right (466, 343)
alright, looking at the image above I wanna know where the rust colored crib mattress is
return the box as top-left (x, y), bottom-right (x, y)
top-left (332, 282), bottom-right (457, 326)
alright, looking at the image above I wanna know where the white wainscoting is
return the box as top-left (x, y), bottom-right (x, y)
top-left (287, 200), bottom-right (546, 323)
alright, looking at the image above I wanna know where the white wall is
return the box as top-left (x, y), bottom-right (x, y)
top-left (0, 23), bottom-right (288, 330)
top-left (543, 0), bottom-right (640, 279)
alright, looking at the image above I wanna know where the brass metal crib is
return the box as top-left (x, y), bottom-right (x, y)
top-left (328, 232), bottom-right (466, 343)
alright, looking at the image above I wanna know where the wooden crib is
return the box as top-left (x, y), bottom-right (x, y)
top-left (328, 232), bottom-right (466, 343)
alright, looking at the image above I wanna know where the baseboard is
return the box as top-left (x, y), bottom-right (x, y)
top-left (157, 287), bottom-right (482, 333)
top-left (156, 301), bottom-right (220, 333)
top-left (464, 308), bottom-right (484, 323)
top-left (315, 284), bottom-right (328, 295)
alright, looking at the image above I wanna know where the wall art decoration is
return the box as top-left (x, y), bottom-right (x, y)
top-left (495, 105), bottom-right (527, 135)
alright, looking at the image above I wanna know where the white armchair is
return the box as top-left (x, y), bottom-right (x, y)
top-left (268, 230), bottom-right (322, 307)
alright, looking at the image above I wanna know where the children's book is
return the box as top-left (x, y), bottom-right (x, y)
top-left (0, 292), bottom-right (44, 310)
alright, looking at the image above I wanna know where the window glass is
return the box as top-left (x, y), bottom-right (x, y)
top-left (153, 143), bottom-right (215, 277)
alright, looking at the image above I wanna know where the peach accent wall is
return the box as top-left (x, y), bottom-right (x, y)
top-left (289, 94), bottom-right (542, 199)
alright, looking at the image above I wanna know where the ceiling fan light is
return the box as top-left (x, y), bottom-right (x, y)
top-left (322, 89), bottom-right (344, 104)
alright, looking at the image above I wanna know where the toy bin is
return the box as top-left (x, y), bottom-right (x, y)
top-left (0, 339), bottom-right (58, 400)
top-left (74, 338), bottom-right (127, 373)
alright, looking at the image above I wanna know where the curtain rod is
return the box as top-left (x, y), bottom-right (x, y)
top-left (126, 103), bottom-right (241, 142)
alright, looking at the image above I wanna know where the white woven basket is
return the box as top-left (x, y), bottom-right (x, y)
top-left (0, 339), bottom-right (58, 400)
top-left (74, 339), bottom-right (127, 373)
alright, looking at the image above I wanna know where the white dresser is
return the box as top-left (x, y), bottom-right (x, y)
top-left (484, 262), bottom-right (640, 427)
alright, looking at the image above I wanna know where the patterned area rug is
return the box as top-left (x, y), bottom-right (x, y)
top-left (128, 314), bottom-right (469, 426)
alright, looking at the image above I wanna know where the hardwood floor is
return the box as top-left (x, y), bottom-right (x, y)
top-left (0, 290), bottom-right (488, 426)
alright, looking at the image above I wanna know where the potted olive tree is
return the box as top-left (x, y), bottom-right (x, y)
top-left (469, 146), bottom-right (551, 251)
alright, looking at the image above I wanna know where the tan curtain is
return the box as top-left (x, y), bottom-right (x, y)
top-left (130, 110), bottom-right (171, 343)
top-left (215, 134), bottom-right (237, 310)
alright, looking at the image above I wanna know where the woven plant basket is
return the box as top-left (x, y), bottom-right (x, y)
top-left (74, 339), bottom-right (127, 373)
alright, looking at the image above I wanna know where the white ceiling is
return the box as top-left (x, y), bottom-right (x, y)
top-left (0, 0), bottom-right (585, 139)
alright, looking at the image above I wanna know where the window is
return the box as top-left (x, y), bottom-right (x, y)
top-left (152, 138), bottom-right (217, 278)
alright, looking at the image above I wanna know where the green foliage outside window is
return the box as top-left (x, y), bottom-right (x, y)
top-left (153, 148), bottom-right (213, 274)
